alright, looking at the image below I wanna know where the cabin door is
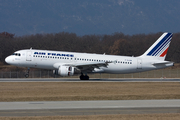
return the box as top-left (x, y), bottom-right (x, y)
top-left (26, 51), bottom-right (32, 61)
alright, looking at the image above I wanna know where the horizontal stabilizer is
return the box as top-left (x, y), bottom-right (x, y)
top-left (152, 61), bottom-right (174, 65)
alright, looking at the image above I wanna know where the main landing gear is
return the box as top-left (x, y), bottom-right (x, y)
top-left (80, 73), bottom-right (89, 80)
top-left (25, 68), bottom-right (30, 78)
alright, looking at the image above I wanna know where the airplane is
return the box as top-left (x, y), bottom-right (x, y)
top-left (5, 32), bottom-right (174, 80)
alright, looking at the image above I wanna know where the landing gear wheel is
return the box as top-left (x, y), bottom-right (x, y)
top-left (25, 68), bottom-right (30, 78)
top-left (80, 75), bottom-right (84, 80)
top-left (80, 74), bottom-right (89, 80)
top-left (25, 74), bottom-right (29, 78)
top-left (84, 75), bottom-right (89, 80)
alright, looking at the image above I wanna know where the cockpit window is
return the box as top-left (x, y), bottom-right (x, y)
top-left (12, 53), bottom-right (21, 56)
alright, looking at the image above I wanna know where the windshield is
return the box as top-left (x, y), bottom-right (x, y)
top-left (12, 53), bottom-right (21, 56)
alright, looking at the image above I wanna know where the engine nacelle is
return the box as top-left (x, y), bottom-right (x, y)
top-left (53, 66), bottom-right (74, 76)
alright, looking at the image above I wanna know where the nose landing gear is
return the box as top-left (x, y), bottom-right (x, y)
top-left (25, 68), bottom-right (30, 78)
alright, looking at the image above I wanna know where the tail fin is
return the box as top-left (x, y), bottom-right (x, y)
top-left (141, 32), bottom-right (173, 61)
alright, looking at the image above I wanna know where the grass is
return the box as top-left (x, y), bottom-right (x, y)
top-left (0, 82), bottom-right (180, 101)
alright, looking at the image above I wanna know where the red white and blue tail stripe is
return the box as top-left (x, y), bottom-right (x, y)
top-left (142, 32), bottom-right (173, 60)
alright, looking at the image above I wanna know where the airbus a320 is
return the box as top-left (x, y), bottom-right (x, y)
top-left (5, 32), bottom-right (174, 80)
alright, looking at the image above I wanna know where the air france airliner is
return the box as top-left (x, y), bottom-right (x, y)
top-left (5, 32), bottom-right (174, 80)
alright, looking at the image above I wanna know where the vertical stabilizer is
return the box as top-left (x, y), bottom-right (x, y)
top-left (141, 32), bottom-right (173, 61)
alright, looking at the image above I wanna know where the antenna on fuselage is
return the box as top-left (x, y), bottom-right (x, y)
top-left (30, 47), bottom-right (32, 50)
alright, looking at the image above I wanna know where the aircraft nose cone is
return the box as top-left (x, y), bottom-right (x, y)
top-left (5, 56), bottom-right (11, 64)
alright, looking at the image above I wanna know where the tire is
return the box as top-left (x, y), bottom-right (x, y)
top-left (25, 74), bottom-right (29, 78)
top-left (80, 75), bottom-right (89, 80)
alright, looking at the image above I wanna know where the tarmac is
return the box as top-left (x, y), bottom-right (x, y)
top-left (0, 100), bottom-right (180, 116)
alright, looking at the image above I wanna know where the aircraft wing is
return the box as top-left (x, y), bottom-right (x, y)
top-left (64, 62), bottom-right (110, 72)
top-left (53, 61), bottom-right (111, 72)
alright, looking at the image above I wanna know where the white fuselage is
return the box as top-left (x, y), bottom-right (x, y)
top-left (5, 49), bottom-right (173, 74)
top-left (5, 33), bottom-right (174, 80)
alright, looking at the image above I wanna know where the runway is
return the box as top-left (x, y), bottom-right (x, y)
top-left (0, 78), bottom-right (180, 116)
top-left (0, 78), bottom-right (180, 82)
top-left (0, 100), bottom-right (180, 116)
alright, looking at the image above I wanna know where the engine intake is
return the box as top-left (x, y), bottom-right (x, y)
top-left (53, 66), bottom-right (74, 76)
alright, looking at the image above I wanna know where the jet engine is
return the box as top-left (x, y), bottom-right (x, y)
top-left (53, 66), bottom-right (74, 76)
